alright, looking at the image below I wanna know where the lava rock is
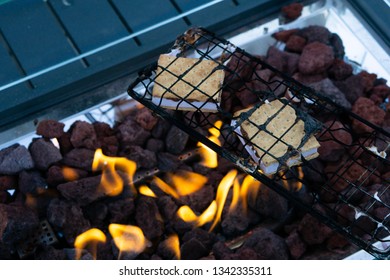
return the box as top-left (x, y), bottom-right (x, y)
top-left (146, 138), bottom-right (165, 153)
top-left (236, 83), bottom-right (259, 107)
top-left (224, 51), bottom-right (255, 90)
top-left (286, 229), bottom-right (307, 259)
top-left (165, 126), bottom-right (189, 154)
top-left (358, 71), bottom-right (377, 93)
top-left (36, 120), bottom-right (65, 139)
top-left (135, 107), bottom-right (159, 131)
top-left (242, 227), bottom-right (289, 259)
top-left (329, 33), bottom-right (345, 58)
top-left (157, 195), bottom-right (178, 221)
top-left (328, 59), bottom-right (353, 81)
top-left (108, 198), bottom-right (135, 224)
top-left (298, 25), bottom-right (332, 44)
top-left (281, 3), bottom-right (303, 21)
top-left (285, 34), bottom-right (307, 53)
top-left (318, 120), bottom-right (353, 162)
top-left (351, 97), bottom-right (385, 134)
top-left (0, 175), bottom-right (17, 191)
top-left (57, 175), bottom-right (104, 206)
top-left (298, 42), bottom-right (334, 74)
top-left (117, 118), bottom-right (151, 146)
top-left (272, 29), bottom-right (298, 42)
top-left (47, 198), bottom-right (91, 245)
top-left (180, 238), bottom-right (209, 260)
top-left (18, 170), bottom-right (47, 194)
top-left (0, 191), bottom-right (9, 203)
top-left (135, 197), bottom-right (164, 240)
top-left (35, 246), bottom-right (67, 260)
top-left (298, 212), bottom-right (332, 245)
top-left (157, 152), bottom-right (181, 172)
top-left (62, 148), bottom-right (95, 171)
top-left (69, 121), bottom-right (98, 150)
top-left (334, 74), bottom-right (365, 104)
top-left (309, 78), bottom-right (351, 109)
top-left (0, 144), bottom-right (34, 174)
top-left (29, 138), bottom-right (62, 170)
top-left (46, 165), bottom-right (88, 186)
top-left (120, 145), bottom-right (157, 169)
top-left (151, 119), bottom-right (171, 139)
top-left (0, 204), bottom-right (40, 246)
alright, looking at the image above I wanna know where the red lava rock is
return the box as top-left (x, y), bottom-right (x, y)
top-left (318, 120), bottom-right (353, 162)
top-left (286, 229), bottom-right (307, 259)
top-left (0, 144), bottom-right (34, 175)
top-left (326, 232), bottom-right (350, 251)
top-left (165, 125), bottom-right (189, 154)
top-left (325, 158), bottom-right (370, 193)
top-left (62, 148), bottom-right (95, 171)
top-left (46, 165), bottom-right (88, 186)
top-left (272, 29), bottom-right (298, 42)
top-left (120, 145), bottom-right (157, 169)
top-left (47, 198), bottom-right (91, 244)
top-left (70, 121), bottom-right (98, 150)
top-left (298, 25), bottom-right (332, 44)
top-left (298, 42), bottom-right (334, 74)
top-left (285, 34), bottom-right (307, 53)
top-left (0, 175), bottom-right (17, 191)
top-left (29, 138), bottom-right (62, 170)
top-left (151, 119), bottom-right (171, 139)
top-left (157, 195), bottom-right (178, 221)
top-left (0, 204), bottom-right (40, 246)
top-left (358, 71), bottom-right (377, 93)
top-left (135, 196), bottom-right (164, 240)
top-left (57, 175), bottom-right (104, 206)
top-left (309, 78), bottom-right (351, 109)
top-left (236, 83), bottom-right (259, 107)
top-left (333, 74), bottom-right (365, 104)
top-left (36, 120), bottom-right (65, 139)
top-left (242, 227), bottom-right (289, 259)
top-left (293, 72), bottom-right (327, 84)
top-left (224, 51), bottom-right (255, 90)
top-left (135, 107), bottom-right (159, 131)
top-left (298, 212), bottom-right (332, 245)
top-left (328, 59), bottom-right (353, 81)
top-left (57, 132), bottom-right (73, 155)
top-left (250, 184), bottom-right (289, 220)
top-left (83, 201), bottom-right (108, 227)
top-left (281, 3), bottom-right (303, 21)
top-left (18, 170), bottom-right (47, 194)
top-left (117, 118), bottom-right (151, 146)
top-left (351, 97), bottom-right (385, 134)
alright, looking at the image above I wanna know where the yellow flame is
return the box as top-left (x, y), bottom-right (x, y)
top-left (198, 120), bottom-right (223, 168)
top-left (294, 166), bottom-right (304, 191)
top-left (92, 148), bottom-right (137, 196)
top-left (139, 185), bottom-right (156, 198)
top-left (169, 170), bottom-right (207, 196)
top-left (152, 170), bottom-right (207, 198)
top-left (165, 234), bottom-right (181, 260)
top-left (152, 176), bottom-right (179, 199)
top-left (177, 200), bottom-right (217, 227)
top-left (228, 177), bottom-right (241, 212)
top-left (209, 169), bottom-right (238, 231)
top-left (239, 175), bottom-right (261, 214)
top-left (62, 166), bottom-right (79, 181)
top-left (109, 224), bottom-right (149, 258)
top-left (74, 228), bottom-right (107, 260)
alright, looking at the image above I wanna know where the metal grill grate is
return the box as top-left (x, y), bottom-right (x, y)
top-left (128, 28), bottom-right (390, 259)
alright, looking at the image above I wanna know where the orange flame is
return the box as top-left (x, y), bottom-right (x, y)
top-left (210, 169), bottom-right (238, 231)
top-left (152, 170), bottom-right (207, 198)
top-left (74, 228), bottom-right (107, 260)
top-left (294, 166), bottom-right (304, 191)
top-left (109, 224), bottom-right (150, 259)
top-left (139, 185), bottom-right (156, 198)
top-left (177, 200), bottom-right (217, 227)
top-left (62, 166), bottom-right (79, 181)
top-left (92, 148), bottom-right (137, 196)
top-left (198, 120), bottom-right (223, 168)
top-left (239, 175), bottom-right (261, 214)
top-left (165, 234), bottom-right (181, 260)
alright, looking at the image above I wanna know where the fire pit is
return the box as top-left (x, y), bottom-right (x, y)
top-left (0, 1), bottom-right (389, 260)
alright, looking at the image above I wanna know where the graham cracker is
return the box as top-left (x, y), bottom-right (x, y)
top-left (153, 54), bottom-right (224, 104)
top-left (234, 99), bottom-right (320, 174)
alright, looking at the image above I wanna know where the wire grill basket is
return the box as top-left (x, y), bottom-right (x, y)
top-left (128, 28), bottom-right (390, 259)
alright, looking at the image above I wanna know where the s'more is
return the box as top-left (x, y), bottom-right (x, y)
top-left (233, 99), bottom-right (320, 175)
top-left (152, 54), bottom-right (224, 111)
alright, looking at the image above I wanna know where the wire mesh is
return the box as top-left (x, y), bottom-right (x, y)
top-left (128, 28), bottom-right (390, 259)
